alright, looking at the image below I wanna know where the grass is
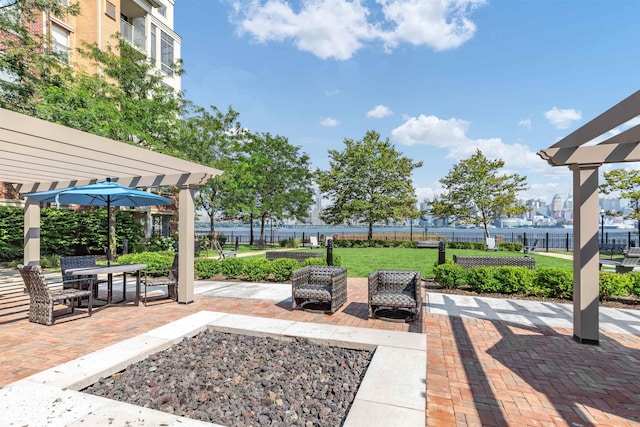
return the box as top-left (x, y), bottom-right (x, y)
top-left (333, 248), bottom-right (573, 278)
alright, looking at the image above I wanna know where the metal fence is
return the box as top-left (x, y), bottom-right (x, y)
top-left (196, 229), bottom-right (639, 252)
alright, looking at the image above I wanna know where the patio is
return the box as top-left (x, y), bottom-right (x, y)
top-left (1, 269), bottom-right (639, 426)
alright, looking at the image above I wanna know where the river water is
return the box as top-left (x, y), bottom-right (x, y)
top-left (196, 225), bottom-right (639, 251)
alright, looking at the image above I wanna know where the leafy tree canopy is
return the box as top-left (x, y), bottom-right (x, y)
top-left (223, 132), bottom-right (314, 243)
top-left (430, 149), bottom-right (528, 238)
top-left (316, 130), bottom-right (423, 240)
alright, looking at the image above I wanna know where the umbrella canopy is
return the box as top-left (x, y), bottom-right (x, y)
top-left (23, 179), bottom-right (172, 264)
top-left (23, 179), bottom-right (172, 207)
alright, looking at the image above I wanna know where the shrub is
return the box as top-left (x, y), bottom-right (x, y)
top-left (498, 242), bottom-right (523, 252)
top-left (446, 241), bottom-right (486, 250)
top-left (194, 258), bottom-right (220, 279)
top-left (40, 254), bottom-right (60, 269)
top-left (599, 271), bottom-right (633, 299)
top-left (271, 258), bottom-right (300, 281)
top-left (279, 238), bottom-right (301, 248)
top-left (146, 235), bottom-right (175, 252)
top-left (493, 267), bottom-right (535, 294)
top-left (466, 267), bottom-right (502, 293)
top-left (628, 272), bottom-right (640, 297)
top-left (533, 268), bottom-right (573, 299)
top-left (242, 258), bottom-right (272, 282)
top-left (118, 251), bottom-right (174, 273)
top-left (301, 257), bottom-right (327, 267)
top-left (219, 257), bottom-right (244, 278)
top-left (217, 234), bottom-right (227, 245)
top-left (433, 262), bottom-right (465, 289)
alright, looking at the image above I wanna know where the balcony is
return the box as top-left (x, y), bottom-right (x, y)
top-left (120, 19), bottom-right (146, 52)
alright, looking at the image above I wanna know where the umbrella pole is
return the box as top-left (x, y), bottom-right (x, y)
top-left (107, 199), bottom-right (111, 266)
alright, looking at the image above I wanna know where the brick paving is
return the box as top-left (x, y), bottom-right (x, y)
top-left (1, 270), bottom-right (640, 426)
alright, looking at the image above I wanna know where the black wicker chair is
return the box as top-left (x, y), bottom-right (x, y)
top-left (142, 253), bottom-right (178, 306)
top-left (368, 270), bottom-right (422, 322)
top-left (60, 255), bottom-right (104, 296)
top-left (18, 264), bottom-right (92, 325)
top-left (291, 266), bottom-right (347, 313)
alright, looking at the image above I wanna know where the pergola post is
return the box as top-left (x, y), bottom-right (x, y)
top-left (177, 185), bottom-right (195, 304)
top-left (571, 164), bottom-right (601, 345)
top-left (23, 199), bottom-right (40, 266)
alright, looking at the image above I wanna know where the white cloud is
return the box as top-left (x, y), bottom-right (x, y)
top-left (233, 0), bottom-right (486, 60)
top-left (391, 113), bottom-right (566, 179)
top-left (325, 89), bottom-right (340, 96)
top-left (320, 117), bottom-right (339, 126)
top-left (544, 107), bottom-right (582, 129)
top-left (519, 118), bottom-right (532, 129)
top-left (366, 104), bottom-right (393, 118)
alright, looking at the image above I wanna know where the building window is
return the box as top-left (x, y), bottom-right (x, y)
top-left (50, 23), bottom-right (70, 63)
top-left (152, 214), bottom-right (171, 238)
top-left (160, 30), bottom-right (173, 75)
top-left (105, 1), bottom-right (116, 20)
top-left (150, 23), bottom-right (156, 62)
top-left (157, 4), bottom-right (167, 17)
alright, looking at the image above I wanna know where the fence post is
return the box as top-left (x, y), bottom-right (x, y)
top-left (523, 232), bottom-right (527, 248)
top-left (566, 233), bottom-right (570, 252)
top-left (235, 236), bottom-right (239, 251)
top-left (545, 232), bottom-right (549, 252)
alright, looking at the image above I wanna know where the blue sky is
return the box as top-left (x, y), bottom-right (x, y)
top-left (175, 0), bottom-right (640, 206)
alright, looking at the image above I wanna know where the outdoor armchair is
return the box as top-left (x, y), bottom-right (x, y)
top-left (291, 265), bottom-right (347, 314)
top-left (18, 264), bottom-right (93, 325)
top-left (142, 253), bottom-right (178, 306)
top-left (368, 270), bottom-right (422, 322)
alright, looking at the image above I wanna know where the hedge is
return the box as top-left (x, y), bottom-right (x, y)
top-left (432, 263), bottom-right (640, 300)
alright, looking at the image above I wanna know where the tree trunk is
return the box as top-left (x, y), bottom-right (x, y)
top-left (260, 215), bottom-right (266, 242)
top-left (368, 222), bottom-right (373, 241)
top-left (249, 215), bottom-right (254, 245)
top-left (210, 215), bottom-right (215, 249)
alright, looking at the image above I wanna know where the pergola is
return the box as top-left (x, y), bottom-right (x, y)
top-left (0, 107), bottom-right (222, 304)
top-left (538, 90), bottom-right (640, 345)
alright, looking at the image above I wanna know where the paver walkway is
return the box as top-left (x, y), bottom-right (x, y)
top-left (1, 268), bottom-right (639, 426)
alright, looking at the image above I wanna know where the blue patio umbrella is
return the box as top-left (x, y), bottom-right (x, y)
top-left (23, 178), bottom-right (172, 264)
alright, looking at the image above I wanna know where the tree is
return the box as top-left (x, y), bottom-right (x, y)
top-left (600, 168), bottom-right (640, 237)
top-left (189, 105), bottom-right (244, 242)
top-left (223, 132), bottom-right (314, 244)
top-left (316, 130), bottom-right (423, 240)
top-left (0, 0), bottom-right (80, 112)
top-left (431, 149), bottom-right (528, 238)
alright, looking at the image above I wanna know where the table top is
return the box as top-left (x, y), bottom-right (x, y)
top-left (66, 264), bottom-right (147, 275)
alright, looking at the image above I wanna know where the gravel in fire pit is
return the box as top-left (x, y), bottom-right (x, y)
top-left (82, 330), bottom-right (374, 426)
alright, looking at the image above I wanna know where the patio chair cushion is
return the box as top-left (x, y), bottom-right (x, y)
top-left (293, 284), bottom-right (332, 302)
top-left (371, 289), bottom-right (417, 308)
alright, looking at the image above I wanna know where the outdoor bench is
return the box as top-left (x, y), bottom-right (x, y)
top-left (266, 251), bottom-right (323, 263)
top-left (416, 240), bottom-right (443, 249)
top-left (453, 255), bottom-right (536, 269)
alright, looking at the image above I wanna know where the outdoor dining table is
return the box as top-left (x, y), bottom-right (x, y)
top-left (65, 263), bottom-right (147, 306)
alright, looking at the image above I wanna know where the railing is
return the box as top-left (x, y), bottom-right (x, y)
top-left (194, 229), bottom-right (640, 252)
top-left (120, 19), bottom-right (146, 52)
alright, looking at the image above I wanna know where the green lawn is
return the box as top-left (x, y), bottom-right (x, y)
top-left (333, 248), bottom-right (573, 278)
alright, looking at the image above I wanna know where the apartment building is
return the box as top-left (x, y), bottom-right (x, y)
top-left (1, 0), bottom-right (181, 237)
top-left (52, 0), bottom-right (181, 91)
